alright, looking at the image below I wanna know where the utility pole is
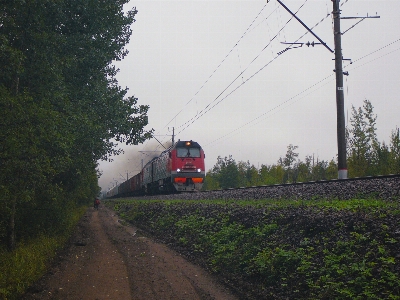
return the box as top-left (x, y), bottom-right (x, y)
top-left (276, 0), bottom-right (379, 180)
top-left (278, 0), bottom-right (345, 179)
top-left (332, 0), bottom-right (347, 179)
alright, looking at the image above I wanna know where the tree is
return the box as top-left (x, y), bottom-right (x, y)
top-left (389, 127), bottom-right (400, 174)
top-left (325, 159), bottom-right (338, 180)
top-left (259, 164), bottom-right (285, 185)
top-left (206, 156), bottom-right (239, 189)
top-left (347, 100), bottom-right (378, 177)
top-left (296, 156), bottom-right (312, 183)
top-left (246, 164), bottom-right (260, 186)
top-left (202, 172), bottom-right (220, 190)
top-left (374, 142), bottom-right (391, 175)
top-left (0, 0), bottom-right (152, 250)
top-left (279, 144), bottom-right (299, 183)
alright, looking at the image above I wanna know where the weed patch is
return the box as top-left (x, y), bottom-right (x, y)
top-left (0, 206), bottom-right (86, 299)
top-left (109, 198), bottom-right (400, 299)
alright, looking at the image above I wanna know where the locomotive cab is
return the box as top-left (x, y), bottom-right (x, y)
top-left (170, 140), bottom-right (205, 192)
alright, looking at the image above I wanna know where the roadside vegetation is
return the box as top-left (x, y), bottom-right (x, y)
top-left (109, 198), bottom-right (400, 299)
top-left (0, 206), bottom-right (86, 299)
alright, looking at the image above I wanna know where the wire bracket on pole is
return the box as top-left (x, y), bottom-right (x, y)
top-left (281, 41), bottom-right (323, 47)
top-left (332, 57), bottom-right (352, 63)
top-left (277, 41), bottom-right (325, 55)
top-left (277, 42), bottom-right (303, 55)
top-left (276, 0), bottom-right (334, 53)
top-left (333, 56), bottom-right (351, 75)
top-left (341, 14), bottom-right (380, 35)
top-left (333, 69), bottom-right (349, 76)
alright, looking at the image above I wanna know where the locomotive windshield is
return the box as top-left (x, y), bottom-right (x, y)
top-left (176, 147), bottom-right (201, 158)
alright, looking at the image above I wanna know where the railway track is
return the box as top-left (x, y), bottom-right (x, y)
top-left (131, 174), bottom-right (400, 201)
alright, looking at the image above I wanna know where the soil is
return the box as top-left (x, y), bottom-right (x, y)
top-left (21, 206), bottom-right (238, 300)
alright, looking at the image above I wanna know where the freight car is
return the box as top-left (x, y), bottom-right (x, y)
top-left (106, 140), bottom-right (205, 198)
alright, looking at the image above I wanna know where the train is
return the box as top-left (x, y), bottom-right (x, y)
top-left (106, 140), bottom-right (206, 198)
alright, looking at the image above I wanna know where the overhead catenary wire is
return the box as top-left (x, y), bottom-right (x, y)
top-left (205, 38), bottom-right (400, 147)
top-left (147, 3), bottom-right (275, 152)
top-left (344, 37), bottom-right (400, 67)
top-left (176, 0), bottom-right (336, 136)
top-left (175, 1), bottom-right (309, 132)
top-left (146, 0), bottom-right (314, 147)
top-left (162, 3), bottom-right (271, 131)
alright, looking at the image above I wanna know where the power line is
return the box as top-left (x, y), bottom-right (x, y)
top-left (175, 1), bottom-right (341, 136)
top-left (277, 0), bottom-right (333, 53)
top-left (162, 3), bottom-right (271, 131)
top-left (112, 36), bottom-right (399, 182)
top-left (205, 38), bottom-right (400, 147)
top-left (147, 3), bottom-right (275, 152)
top-left (346, 38), bottom-right (400, 66)
top-left (206, 72), bottom-right (335, 147)
top-left (175, 0), bottom-right (311, 134)
top-left (145, 0), bottom-right (326, 146)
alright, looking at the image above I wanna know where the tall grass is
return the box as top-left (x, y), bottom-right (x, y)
top-left (0, 206), bottom-right (86, 300)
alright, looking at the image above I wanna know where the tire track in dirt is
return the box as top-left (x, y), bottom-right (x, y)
top-left (23, 209), bottom-right (131, 299)
top-left (102, 207), bottom-right (238, 300)
top-left (22, 207), bottom-right (238, 300)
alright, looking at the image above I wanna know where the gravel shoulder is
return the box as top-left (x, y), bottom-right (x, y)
top-left (21, 206), bottom-right (237, 300)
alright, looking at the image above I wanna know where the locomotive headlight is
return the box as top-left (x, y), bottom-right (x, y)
top-left (177, 168), bottom-right (181, 172)
top-left (197, 168), bottom-right (201, 173)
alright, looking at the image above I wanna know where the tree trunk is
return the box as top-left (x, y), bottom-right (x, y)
top-left (7, 196), bottom-right (16, 251)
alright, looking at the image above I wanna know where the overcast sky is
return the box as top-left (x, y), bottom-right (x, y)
top-left (98, 0), bottom-right (400, 191)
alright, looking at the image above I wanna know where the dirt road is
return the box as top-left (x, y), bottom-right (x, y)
top-left (22, 207), bottom-right (238, 300)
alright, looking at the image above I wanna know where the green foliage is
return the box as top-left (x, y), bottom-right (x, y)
top-left (326, 159), bottom-right (339, 180)
top-left (259, 164), bottom-right (285, 185)
top-left (175, 214), bottom-right (219, 249)
top-left (390, 127), bottom-right (400, 174)
top-left (0, 236), bottom-right (59, 299)
top-left (299, 236), bottom-right (400, 299)
top-left (346, 99), bottom-right (397, 177)
top-left (207, 156), bottom-right (240, 189)
top-left (112, 198), bottom-right (400, 299)
top-left (0, 205), bottom-right (86, 300)
top-left (202, 172), bottom-right (220, 190)
top-left (204, 151), bottom-right (338, 190)
top-left (208, 222), bottom-right (279, 274)
top-left (249, 247), bottom-right (301, 283)
top-left (279, 144), bottom-right (299, 183)
top-left (0, 0), bottom-right (152, 250)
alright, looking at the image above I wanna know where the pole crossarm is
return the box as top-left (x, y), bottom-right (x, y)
top-left (341, 15), bottom-right (380, 35)
top-left (341, 16), bottom-right (380, 20)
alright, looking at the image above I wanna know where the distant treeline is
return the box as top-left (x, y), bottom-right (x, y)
top-left (204, 100), bottom-right (400, 190)
top-left (0, 1), bottom-right (152, 250)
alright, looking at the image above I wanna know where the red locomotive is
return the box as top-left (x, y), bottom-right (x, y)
top-left (106, 140), bottom-right (205, 197)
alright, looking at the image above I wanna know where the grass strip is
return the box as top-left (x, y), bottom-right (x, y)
top-left (0, 206), bottom-right (86, 300)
